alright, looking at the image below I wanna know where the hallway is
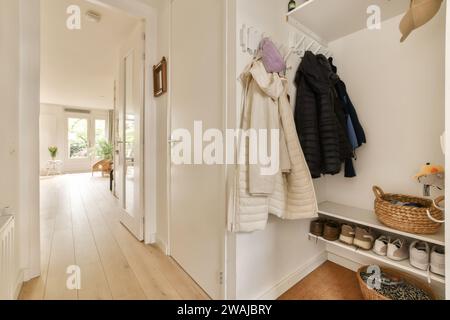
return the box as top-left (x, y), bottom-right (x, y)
top-left (19, 174), bottom-right (208, 300)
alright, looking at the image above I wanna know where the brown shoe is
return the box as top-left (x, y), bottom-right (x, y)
top-left (323, 221), bottom-right (340, 241)
top-left (310, 219), bottom-right (325, 237)
top-left (354, 227), bottom-right (375, 250)
top-left (339, 224), bottom-right (355, 245)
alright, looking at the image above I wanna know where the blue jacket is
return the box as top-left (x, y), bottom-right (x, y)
top-left (329, 58), bottom-right (367, 178)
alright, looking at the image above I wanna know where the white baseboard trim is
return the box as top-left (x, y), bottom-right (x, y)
top-left (146, 232), bottom-right (157, 244)
top-left (327, 252), bottom-right (361, 272)
top-left (23, 266), bottom-right (41, 282)
top-left (155, 237), bottom-right (169, 255)
top-left (13, 270), bottom-right (24, 300)
top-left (257, 251), bottom-right (327, 300)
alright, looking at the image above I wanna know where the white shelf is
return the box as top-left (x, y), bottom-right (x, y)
top-left (309, 233), bottom-right (445, 284)
top-left (286, 0), bottom-right (410, 44)
top-left (318, 202), bottom-right (445, 247)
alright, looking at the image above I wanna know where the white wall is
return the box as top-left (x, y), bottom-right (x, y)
top-left (0, 0), bottom-right (21, 290)
top-left (325, 10), bottom-right (445, 210)
top-left (0, 0), bottom-right (20, 214)
top-left (232, 0), bottom-right (325, 300)
top-left (39, 104), bottom-right (110, 175)
top-left (0, 0), bottom-right (41, 288)
top-left (40, 105), bottom-right (65, 174)
top-left (130, 0), bottom-right (167, 245)
top-left (18, 0), bottom-right (41, 281)
top-left (151, 0), bottom-right (170, 252)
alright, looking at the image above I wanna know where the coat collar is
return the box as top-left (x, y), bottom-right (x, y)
top-left (241, 59), bottom-right (286, 100)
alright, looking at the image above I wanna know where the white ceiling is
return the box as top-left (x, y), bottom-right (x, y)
top-left (41, 0), bottom-right (139, 110)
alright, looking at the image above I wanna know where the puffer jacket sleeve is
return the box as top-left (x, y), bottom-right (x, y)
top-left (247, 62), bottom-right (284, 195)
top-left (294, 69), bottom-right (322, 178)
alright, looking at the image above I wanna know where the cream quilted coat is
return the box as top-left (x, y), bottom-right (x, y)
top-left (228, 60), bottom-right (318, 233)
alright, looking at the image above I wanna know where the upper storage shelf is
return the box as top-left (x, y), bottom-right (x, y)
top-left (318, 202), bottom-right (445, 247)
top-left (286, 0), bottom-right (411, 44)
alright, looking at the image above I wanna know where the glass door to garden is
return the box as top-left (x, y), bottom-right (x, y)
top-left (66, 113), bottom-right (110, 173)
top-left (93, 117), bottom-right (109, 159)
top-left (66, 114), bottom-right (91, 172)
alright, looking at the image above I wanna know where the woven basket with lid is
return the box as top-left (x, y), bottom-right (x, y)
top-left (373, 186), bottom-right (444, 235)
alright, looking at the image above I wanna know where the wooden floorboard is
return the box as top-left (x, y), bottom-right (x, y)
top-left (20, 174), bottom-right (362, 301)
top-left (19, 174), bottom-right (208, 301)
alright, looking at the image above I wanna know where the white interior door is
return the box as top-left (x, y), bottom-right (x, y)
top-left (170, 0), bottom-right (225, 300)
top-left (116, 21), bottom-right (145, 241)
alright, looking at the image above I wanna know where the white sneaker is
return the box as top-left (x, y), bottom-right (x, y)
top-left (430, 246), bottom-right (445, 276)
top-left (387, 239), bottom-right (409, 261)
top-left (373, 236), bottom-right (390, 256)
top-left (410, 241), bottom-right (430, 271)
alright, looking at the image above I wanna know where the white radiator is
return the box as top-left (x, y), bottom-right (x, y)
top-left (0, 215), bottom-right (15, 300)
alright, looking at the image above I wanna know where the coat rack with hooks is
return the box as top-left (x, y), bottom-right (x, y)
top-left (285, 31), bottom-right (332, 61)
top-left (239, 24), bottom-right (333, 70)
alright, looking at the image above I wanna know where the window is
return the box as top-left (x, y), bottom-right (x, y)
top-left (68, 117), bottom-right (89, 159)
top-left (95, 119), bottom-right (107, 147)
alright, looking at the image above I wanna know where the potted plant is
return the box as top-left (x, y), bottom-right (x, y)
top-left (48, 146), bottom-right (58, 160)
top-left (97, 140), bottom-right (113, 161)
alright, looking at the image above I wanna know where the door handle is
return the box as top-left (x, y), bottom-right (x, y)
top-left (168, 139), bottom-right (183, 145)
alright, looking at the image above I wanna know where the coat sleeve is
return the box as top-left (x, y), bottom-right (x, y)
top-left (248, 81), bottom-right (279, 195)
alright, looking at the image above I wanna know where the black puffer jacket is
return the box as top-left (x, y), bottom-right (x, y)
top-left (294, 52), bottom-right (352, 178)
top-left (317, 55), bottom-right (353, 164)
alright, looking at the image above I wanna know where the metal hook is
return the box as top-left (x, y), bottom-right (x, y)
top-left (285, 35), bottom-right (306, 61)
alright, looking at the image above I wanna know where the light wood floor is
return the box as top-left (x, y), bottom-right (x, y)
top-left (279, 261), bottom-right (364, 300)
top-left (19, 174), bottom-right (209, 300)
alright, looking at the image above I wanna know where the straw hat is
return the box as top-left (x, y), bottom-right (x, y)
top-left (400, 0), bottom-right (443, 42)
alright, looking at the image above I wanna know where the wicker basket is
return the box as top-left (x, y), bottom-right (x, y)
top-left (357, 266), bottom-right (436, 300)
top-left (373, 186), bottom-right (444, 235)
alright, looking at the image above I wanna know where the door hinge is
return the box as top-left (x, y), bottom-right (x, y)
top-left (219, 271), bottom-right (224, 285)
top-left (142, 32), bottom-right (146, 41)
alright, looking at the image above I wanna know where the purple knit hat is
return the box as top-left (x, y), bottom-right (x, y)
top-left (260, 38), bottom-right (286, 74)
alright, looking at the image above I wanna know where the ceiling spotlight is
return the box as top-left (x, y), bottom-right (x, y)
top-left (85, 10), bottom-right (102, 23)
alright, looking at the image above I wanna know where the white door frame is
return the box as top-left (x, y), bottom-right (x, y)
top-left (86, 0), bottom-right (159, 245)
top-left (24, 0), bottom-right (159, 281)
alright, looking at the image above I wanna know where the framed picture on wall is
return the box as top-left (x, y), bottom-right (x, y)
top-left (153, 57), bottom-right (167, 97)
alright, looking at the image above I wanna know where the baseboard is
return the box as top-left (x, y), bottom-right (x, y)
top-left (13, 269), bottom-right (24, 300)
top-left (327, 252), bottom-right (361, 272)
top-left (257, 251), bottom-right (327, 300)
top-left (146, 232), bottom-right (157, 245)
top-left (23, 265), bottom-right (41, 282)
top-left (155, 237), bottom-right (169, 255)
